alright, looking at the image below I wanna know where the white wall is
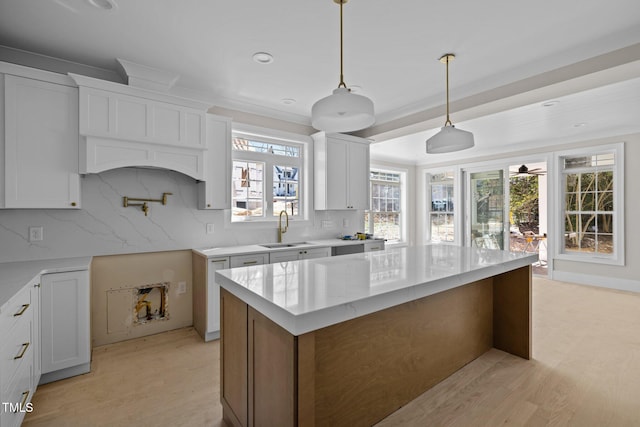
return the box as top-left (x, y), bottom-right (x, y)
top-left (0, 167), bottom-right (362, 263)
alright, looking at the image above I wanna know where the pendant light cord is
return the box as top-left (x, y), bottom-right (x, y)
top-left (338, 0), bottom-right (346, 88)
top-left (444, 55), bottom-right (452, 126)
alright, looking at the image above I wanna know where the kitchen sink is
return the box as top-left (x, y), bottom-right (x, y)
top-left (260, 242), bottom-right (308, 249)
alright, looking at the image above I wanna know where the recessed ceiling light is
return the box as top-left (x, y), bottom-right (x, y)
top-left (573, 122), bottom-right (587, 128)
top-left (252, 52), bottom-right (274, 64)
top-left (281, 98), bottom-right (296, 105)
top-left (541, 100), bottom-right (559, 107)
top-left (87, 0), bottom-right (117, 10)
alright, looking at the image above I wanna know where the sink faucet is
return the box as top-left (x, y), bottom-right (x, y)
top-left (278, 210), bottom-right (289, 243)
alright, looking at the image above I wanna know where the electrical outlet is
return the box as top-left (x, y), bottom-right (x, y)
top-left (177, 281), bottom-right (187, 294)
top-left (29, 226), bottom-right (43, 242)
top-left (342, 218), bottom-right (350, 228)
top-left (206, 223), bottom-right (215, 234)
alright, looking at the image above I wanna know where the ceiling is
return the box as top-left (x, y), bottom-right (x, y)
top-left (1, 0), bottom-right (639, 165)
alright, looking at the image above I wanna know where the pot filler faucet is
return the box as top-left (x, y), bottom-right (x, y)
top-left (278, 210), bottom-right (289, 243)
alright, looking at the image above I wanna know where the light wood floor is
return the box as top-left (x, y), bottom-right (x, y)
top-left (23, 277), bottom-right (640, 427)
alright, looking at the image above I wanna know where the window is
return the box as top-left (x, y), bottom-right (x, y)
top-left (232, 134), bottom-right (303, 222)
top-left (365, 169), bottom-right (404, 243)
top-left (428, 171), bottom-right (455, 242)
top-left (557, 144), bottom-right (624, 264)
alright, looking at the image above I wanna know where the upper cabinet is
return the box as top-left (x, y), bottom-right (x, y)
top-left (313, 132), bottom-right (370, 210)
top-left (70, 74), bottom-right (209, 181)
top-left (1, 69), bottom-right (81, 209)
top-left (198, 114), bottom-right (231, 209)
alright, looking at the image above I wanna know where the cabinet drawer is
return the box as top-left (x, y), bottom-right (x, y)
top-left (229, 253), bottom-right (269, 268)
top-left (0, 286), bottom-right (31, 335)
top-left (1, 355), bottom-right (33, 427)
top-left (1, 316), bottom-right (32, 394)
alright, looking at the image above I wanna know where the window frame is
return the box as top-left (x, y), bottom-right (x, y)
top-left (229, 126), bottom-right (310, 226)
top-left (365, 166), bottom-right (407, 245)
top-left (554, 143), bottom-right (625, 266)
top-left (425, 167), bottom-right (462, 245)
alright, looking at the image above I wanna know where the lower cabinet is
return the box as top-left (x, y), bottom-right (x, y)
top-left (40, 270), bottom-right (90, 384)
top-left (193, 255), bottom-right (230, 342)
top-left (193, 252), bottom-right (268, 342)
top-left (0, 277), bottom-right (40, 427)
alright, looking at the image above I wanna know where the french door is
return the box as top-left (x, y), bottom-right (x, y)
top-left (464, 168), bottom-right (509, 250)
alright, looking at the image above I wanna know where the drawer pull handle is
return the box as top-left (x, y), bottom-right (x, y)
top-left (14, 342), bottom-right (30, 360)
top-left (19, 390), bottom-right (29, 411)
top-left (243, 260), bottom-right (258, 265)
top-left (211, 259), bottom-right (227, 263)
top-left (13, 304), bottom-right (29, 316)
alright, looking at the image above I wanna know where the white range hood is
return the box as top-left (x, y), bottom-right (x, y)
top-left (69, 71), bottom-right (211, 181)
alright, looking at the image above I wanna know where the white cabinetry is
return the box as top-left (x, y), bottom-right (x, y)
top-left (269, 247), bottom-right (331, 263)
top-left (1, 71), bottom-right (80, 209)
top-left (40, 270), bottom-right (90, 384)
top-left (198, 114), bottom-right (232, 209)
top-left (229, 253), bottom-right (269, 268)
top-left (313, 132), bottom-right (369, 210)
top-left (70, 73), bottom-right (209, 181)
top-left (193, 256), bottom-right (229, 342)
top-left (0, 277), bottom-right (40, 427)
top-left (364, 240), bottom-right (385, 252)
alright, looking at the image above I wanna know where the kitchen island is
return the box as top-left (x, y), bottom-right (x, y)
top-left (215, 245), bottom-right (537, 427)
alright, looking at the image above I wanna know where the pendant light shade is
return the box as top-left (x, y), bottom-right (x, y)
top-left (426, 54), bottom-right (474, 153)
top-left (312, 87), bottom-right (374, 133)
top-left (311, 0), bottom-right (374, 133)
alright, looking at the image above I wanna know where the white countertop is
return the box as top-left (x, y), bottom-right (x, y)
top-left (0, 257), bottom-right (92, 312)
top-left (193, 238), bottom-right (384, 258)
top-left (216, 245), bottom-right (537, 336)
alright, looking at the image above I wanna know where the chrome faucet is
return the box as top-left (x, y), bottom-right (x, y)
top-left (278, 210), bottom-right (289, 243)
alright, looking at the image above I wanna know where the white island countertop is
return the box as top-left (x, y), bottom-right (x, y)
top-left (216, 245), bottom-right (537, 336)
top-left (0, 257), bottom-right (92, 312)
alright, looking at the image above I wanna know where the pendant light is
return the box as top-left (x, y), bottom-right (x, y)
top-left (311, 0), bottom-right (374, 133)
top-left (426, 54), bottom-right (474, 153)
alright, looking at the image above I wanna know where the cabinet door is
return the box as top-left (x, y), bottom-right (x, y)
top-left (3, 75), bottom-right (80, 208)
top-left (347, 141), bottom-right (370, 210)
top-left (207, 258), bottom-right (230, 335)
top-left (325, 138), bottom-right (349, 209)
top-left (40, 270), bottom-right (90, 374)
top-left (30, 279), bottom-right (41, 387)
top-left (198, 114), bottom-right (231, 209)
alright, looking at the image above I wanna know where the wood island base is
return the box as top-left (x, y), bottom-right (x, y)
top-left (220, 265), bottom-right (531, 427)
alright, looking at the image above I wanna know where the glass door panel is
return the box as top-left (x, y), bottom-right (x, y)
top-left (469, 170), bottom-right (505, 250)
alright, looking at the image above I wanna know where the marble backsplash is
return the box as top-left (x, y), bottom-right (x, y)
top-left (0, 167), bottom-right (360, 263)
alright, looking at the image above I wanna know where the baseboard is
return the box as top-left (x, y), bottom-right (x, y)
top-left (39, 363), bottom-right (91, 385)
top-left (552, 271), bottom-right (640, 293)
top-left (205, 330), bottom-right (220, 342)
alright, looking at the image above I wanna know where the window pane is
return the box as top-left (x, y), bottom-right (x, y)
top-left (373, 212), bottom-right (400, 241)
top-left (597, 214), bottom-right (613, 234)
top-left (582, 192), bottom-right (595, 211)
top-left (565, 192), bottom-right (578, 212)
top-left (430, 213), bottom-right (454, 242)
top-left (233, 137), bottom-right (300, 157)
top-left (599, 192), bottom-right (613, 211)
top-left (580, 233), bottom-right (597, 253)
top-left (565, 174), bottom-right (579, 192)
top-left (580, 173), bottom-right (595, 192)
top-left (273, 166), bottom-right (299, 216)
top-left (232, 161), bottom-right (264, 220)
